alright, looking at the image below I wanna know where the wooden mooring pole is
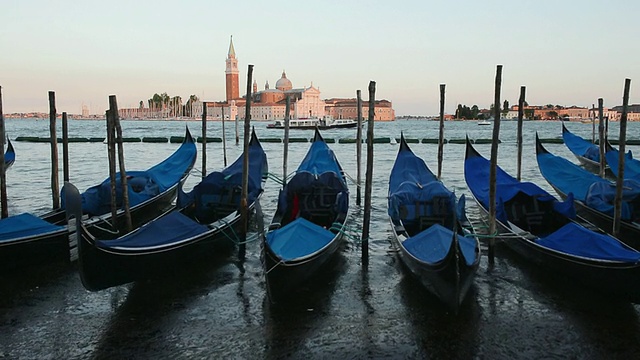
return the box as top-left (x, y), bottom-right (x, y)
top-left (356, 90), bottom-right (363, 206)
top-left (598, 98), bottom-right (605, 178)
top-left (202, 102), bottom-right (207, 179)
top-left (516, 86), bottom-right (525, 181)
top-left (283, 96), bottom-right (290, 188)
top-left (362, 81), bottom-right (376, 265)
top-left (613, 79), bottom-right (631, 239)
top-left (222, 106), bottom-right (227, 167)
top-left (488, 65), bottom-right (503, 264)
top-left (106, 109), bottom-right (118, 230)
top-left (49, 91), bottom-right (60, 209)
top-left (62, 112), bottom-right (70, 182)
top-left (0, 86), bottom-right (7, 219)
top-left (241, 64), bottom-right (254, 247)
top-left (110, 95), bottom-right (132, 232)
top-left (437, 84), bottom-right (445, 179)
top-left (591, 103), bottom-right (596, 143)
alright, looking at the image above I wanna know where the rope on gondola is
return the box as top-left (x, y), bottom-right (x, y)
top-left (329, 222), bottom-right (361, 243)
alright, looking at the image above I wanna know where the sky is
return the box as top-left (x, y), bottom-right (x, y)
top-left (1, 0), bottom-right (638, 116)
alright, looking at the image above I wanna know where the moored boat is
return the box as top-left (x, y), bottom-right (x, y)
top-left (262, 128), bottom-right (349, 301)
top-left (267, 116), bottom-right (360, 130)
top-left (465, 138), bottom-right (640, 302)
top-left (562, 123), bottom-right (610, 174)
top-left (65, 129), bottom-right (268, 291)
top-left (536, 135), bottom-right (640, 250)
top-left (388, 134), bottom-right (480, 312)
top-left (43, 127), bottom-right (197, 239)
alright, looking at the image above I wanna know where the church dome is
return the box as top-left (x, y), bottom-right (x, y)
top-left (275, 71), bottom-right (292, 91)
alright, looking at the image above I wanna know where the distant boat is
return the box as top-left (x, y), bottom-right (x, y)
top-left (477, 120), bottom-right (491, 126)
top-left (267, 116), bottom-right (360, 130)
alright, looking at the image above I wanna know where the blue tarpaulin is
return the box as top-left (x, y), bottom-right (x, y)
top-left (606, 147), bottom-right (639, 181)
top-left (537, 222), bottom-right (640, 262)
top-left (403, 224), bottom-right (478, 266)
top-left (0, 213), bottom-right (65, 242)
top-left (63, 132), bottom-right (197, 216)
top-left (265, 217), bottom-right (335, 261)
top-left (465, 150), bottom-right (575, 224)
top-left (563, 125), bottom-right (600, 162)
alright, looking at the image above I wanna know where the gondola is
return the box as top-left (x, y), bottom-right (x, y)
top-left (43, 127), bottom-right (197, 239)
top-left (0, 213), bottom-right (69, 268)
top-left (562, 123), bottom-right (610, 174)
top-left (3, 137), bottom-right (15, 170)
top-left (388, 134), bottom-right (480, 312)
top-left (536, 134), bottom-right (640, 250)
top-left (464, 138), bottom-right (640, 302)
top-left (605, 142), bottom-right (640, 181)
top-left (65, 129), bottom-right (268, 291)
top-left (262, 128), bottom-right (349, 301)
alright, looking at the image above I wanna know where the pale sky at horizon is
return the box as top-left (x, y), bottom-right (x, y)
top-left (1, 0), bottom-right (638, 116)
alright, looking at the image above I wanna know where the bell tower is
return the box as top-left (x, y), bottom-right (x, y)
top-left (225, 36), bottom-right (239, 102)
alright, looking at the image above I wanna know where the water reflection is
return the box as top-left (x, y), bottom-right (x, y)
top-left (263, 253), bottom-right (346, 359)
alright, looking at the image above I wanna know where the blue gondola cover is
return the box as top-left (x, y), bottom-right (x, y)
top-left (403, 224), bottom-right (477, 266)
top-left (266, 217), bottom-right (335, 261)
top-left (0, 213), bottom-right (65, 242)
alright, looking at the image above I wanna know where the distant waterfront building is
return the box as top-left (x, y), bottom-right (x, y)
top-left (119, 37), bottom-right (394, 121)
top-left (324, 98), bottom-right (395, 121)
top-left (205, 37), bottom-right (395, 121)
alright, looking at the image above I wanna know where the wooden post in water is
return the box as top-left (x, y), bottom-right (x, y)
top-left (488, 65), bottom-right (503, 264)
top-left (598, 98), bottom-right (605, 178)
top-left (235, 106), bottom-right (239, 146)
top-left (437, 84), bottom-right (445, 179)
top-left (49, 91), bottom-right (60, 209)
top-left (0, 86), bottom-right (7, 219)
top-left (106, 109), bottom-right (118, 230)
top-left (516, 86), bottom-right (526, 181)
top-left (356, 90), bottom-right (363, 206)
top-left (591, 103), bottom-right (596, 143)
top-left (62, 112), bottom-right (70, 182)
top-left (613, 79), bottom-right (631, 238)
top-left (202, 102), bottom-right (207, 179)
top-left (110, 95), bottom-right (132, 232)
top-left (241, 64), bottom-right (253, 245)
top-left (283, 96), bottom-right (291, 188)
top-left (222, 105), bottom-right (227, 167)
top-left (362, 81), bottom-right (376, 265)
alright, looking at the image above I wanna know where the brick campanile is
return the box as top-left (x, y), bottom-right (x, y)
top-left (225, 36), bottom-right (239, 102)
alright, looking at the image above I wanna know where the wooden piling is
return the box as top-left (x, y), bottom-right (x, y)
top-left (488, 65), bottom-right (503, 264)
top-left (283, 96), bottom-right (291, 188)
top-left (62, 112), bottom-right (69, 182)
top-left (106, 109), bottom-right (118, 230)
top-left (240, 64), bottom-right (253, 245)
top-left (0, 86), bottom-right (7, 219)
top-left (613, 79), bottom-right (631, 238)
top-left (516, 86), bottom-right (526, 181)
top-left (591, 103), bottom-right (596, 143)
top-left (362, 81), bottom-right (376, 265)
top-left (235, 106), bottom-right (239, 146)
top-left (110, 95), bottom-right (132, 232)
top-left (49, 91), bottom-right (60, 209)
top-left (356, 90), bottom-right (363, 205)
top-left (598, 98), bottom-right (605, 178)
top-left (222, 105), bottom-right (227, 167)
top-left (202, 102), bottom-right (207, 178)
top-left (437, 84), bottom-right (445, 179)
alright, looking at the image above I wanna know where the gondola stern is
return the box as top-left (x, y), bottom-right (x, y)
top-left (184, 126), bottom-right (195, 144)
top-left (399, 132), bottom-right (411, 153)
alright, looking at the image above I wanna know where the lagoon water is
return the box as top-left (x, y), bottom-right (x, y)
top-left (2, 118), bottom-right (640, 358)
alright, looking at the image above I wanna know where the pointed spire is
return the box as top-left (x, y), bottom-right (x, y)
top-left (228, 35), bottom-right (236, 58)
top-left (281, 70), bottom-right (287, 79)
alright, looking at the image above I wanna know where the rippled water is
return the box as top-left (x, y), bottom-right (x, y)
top-left (2, 118), bottom-right (640, 358)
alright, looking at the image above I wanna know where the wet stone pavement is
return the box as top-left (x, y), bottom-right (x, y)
top-left (2, 207), bottom-right (640, 360)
